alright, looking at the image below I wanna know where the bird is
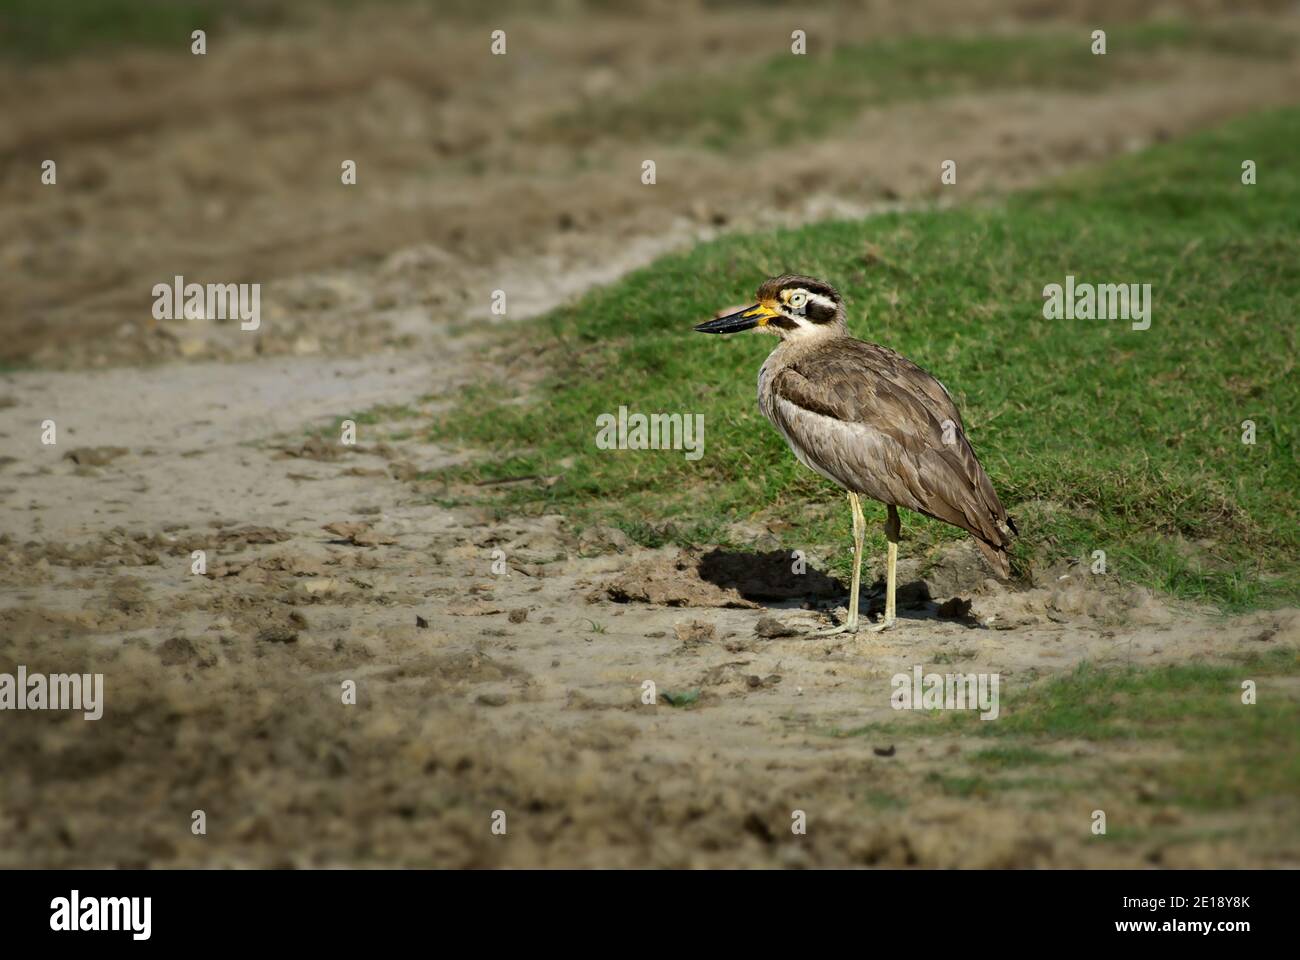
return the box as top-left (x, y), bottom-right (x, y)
top-left (694, 274), bottom-right (1016, 634)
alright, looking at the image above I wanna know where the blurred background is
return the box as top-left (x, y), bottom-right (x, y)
top-left (3, 0), bottom-right (1298, 368)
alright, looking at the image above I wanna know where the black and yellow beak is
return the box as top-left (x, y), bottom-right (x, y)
top-left (693, 300), bottom-right (780, 334)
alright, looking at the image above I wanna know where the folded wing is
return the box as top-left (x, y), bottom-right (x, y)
top-left (762, 340), bottom-right (1016, 574)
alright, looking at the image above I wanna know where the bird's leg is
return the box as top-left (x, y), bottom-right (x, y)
top-left (814, 492), bottom-right (865, 636)
top-left (847, 492), bottom-right (865, 630)
top-left (869, 504), bottom-right (901, 632)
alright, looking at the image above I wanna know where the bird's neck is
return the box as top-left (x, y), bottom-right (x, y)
top-left (772, 323), bottom-right (853, 359)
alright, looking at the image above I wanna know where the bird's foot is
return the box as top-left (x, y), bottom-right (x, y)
top-left (867, 616), bottom-right (897, 633)
top-left (810, 621), bottom-right (858, 637)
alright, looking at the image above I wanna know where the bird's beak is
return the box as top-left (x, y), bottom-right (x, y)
top-left (693, 301), bottom-right (779, 334)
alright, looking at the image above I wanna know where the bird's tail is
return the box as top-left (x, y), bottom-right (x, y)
top-left (974, 514), bottom-right (1018, 580)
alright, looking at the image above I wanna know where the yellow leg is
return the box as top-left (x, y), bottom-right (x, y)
top-left (871, 504), bottom-right (900, 632)
top-left (815, 492), bottom-right (865, 636)
top-left (847, 492), bottom-right (865, 630)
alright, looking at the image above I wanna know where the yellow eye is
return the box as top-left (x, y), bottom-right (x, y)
top-left (789, 292), bottom-right (807, 309)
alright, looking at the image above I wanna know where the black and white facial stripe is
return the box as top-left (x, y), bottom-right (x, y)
top-left (780, 286), bottom-right (839, 324)
top-left (754, 274), bottom-right (843, 331)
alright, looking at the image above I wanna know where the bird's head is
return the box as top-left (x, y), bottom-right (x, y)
top-left (694, 275), bottom-right (846, 341)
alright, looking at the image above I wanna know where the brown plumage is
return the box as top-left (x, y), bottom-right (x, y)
top-left (695, 274), bottom-right (1017, 633)
top-left (761, 336), bottom-right (1016, 577)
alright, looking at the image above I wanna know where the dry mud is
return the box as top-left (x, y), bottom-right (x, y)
top-left (2, 376), bottom-right (1296, 867)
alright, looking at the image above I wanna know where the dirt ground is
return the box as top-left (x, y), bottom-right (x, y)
top-left (1, 1), bottom-right (1298, 867)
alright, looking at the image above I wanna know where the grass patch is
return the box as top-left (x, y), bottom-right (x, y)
top-left (837, 649), bottom-right (1300, 811)
top-left (0, 0), bottom-right (269, 60)
top-left (659, 689), bottom-right (700, 708)
top-left (1, 0), bottom-right (753, 61)
top-left (549, 21), bottom-right (1297, 149)
top-left (433, 106), bottom-right (1300, 612)
top-left (924, 771), bottom-right (1061, 797)
top-left (969, 746), bottom-right (1067, 768)
top-left (860, 789), bottom-right (906, 810)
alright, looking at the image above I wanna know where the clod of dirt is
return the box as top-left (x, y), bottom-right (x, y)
top-left (754, 616), bottom-right (800, 638)
top-left (158, 636), bottom-right (198, 666)
top-left (64, 446), bottom-right (129, 466)
top-left (577, 526), bottom-right (632, 553)
top-left (896, 540), bottom-right (992, 597)
top-left (476, 692), bottom-right (508, 707)
top-left (673, 620), bottom-right (716, 646)
top-left (107, 576), bottom-right (150, 613)
top-left (216, 525), bottom-right (292, 546)
top-left (874, 745), bottom-right (897, 757)
top-left (297, 577), bottom-right (342, 596)
top-left (508, 608), bottom-right (528, 624)
top-left (322, 521), bottom-right (395, 546)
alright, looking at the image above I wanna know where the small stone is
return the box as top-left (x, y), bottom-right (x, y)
top-left (158, 636), bottom-right (196, 666)
top-left (673, 620), bottom-right (716, 645)
top-left (508, 608), bottom-right (528, 624)
top-left (299, 577), bottom-right (341, 596)
top-left (754, 616), bottom-right (799, 638)
top-left (477, 692), bottom-right (508, 707)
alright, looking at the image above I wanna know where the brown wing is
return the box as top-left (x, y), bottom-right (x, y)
top-left (765, 340), bottom-right (1015, 571)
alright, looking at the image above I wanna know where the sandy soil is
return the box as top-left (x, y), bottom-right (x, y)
top-left (2, 360), bottom-right (1296, 867)
top-left (1, 1), bottom-right (1298, 867)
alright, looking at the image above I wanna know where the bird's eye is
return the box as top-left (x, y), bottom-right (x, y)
top-left (789, 292), bottom-right (807, 309)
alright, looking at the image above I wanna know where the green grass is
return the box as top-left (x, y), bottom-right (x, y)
top-left (860, 789), bottom-right (906, 810)
top-left (549, 21), bottom-right (1297, 149)
top-left (970, 746), bottom-right (1067, 768)
top-left (0, 0), bottom-right (256, 60)
top-left (0, 0), bottom-right (752, 61)
top-left (432, 106), bottom-right (1300, 612)
top-left (835, 648), bottom-right (1300, 812)
top-left (924, 771), bottom-right (1062, 797)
